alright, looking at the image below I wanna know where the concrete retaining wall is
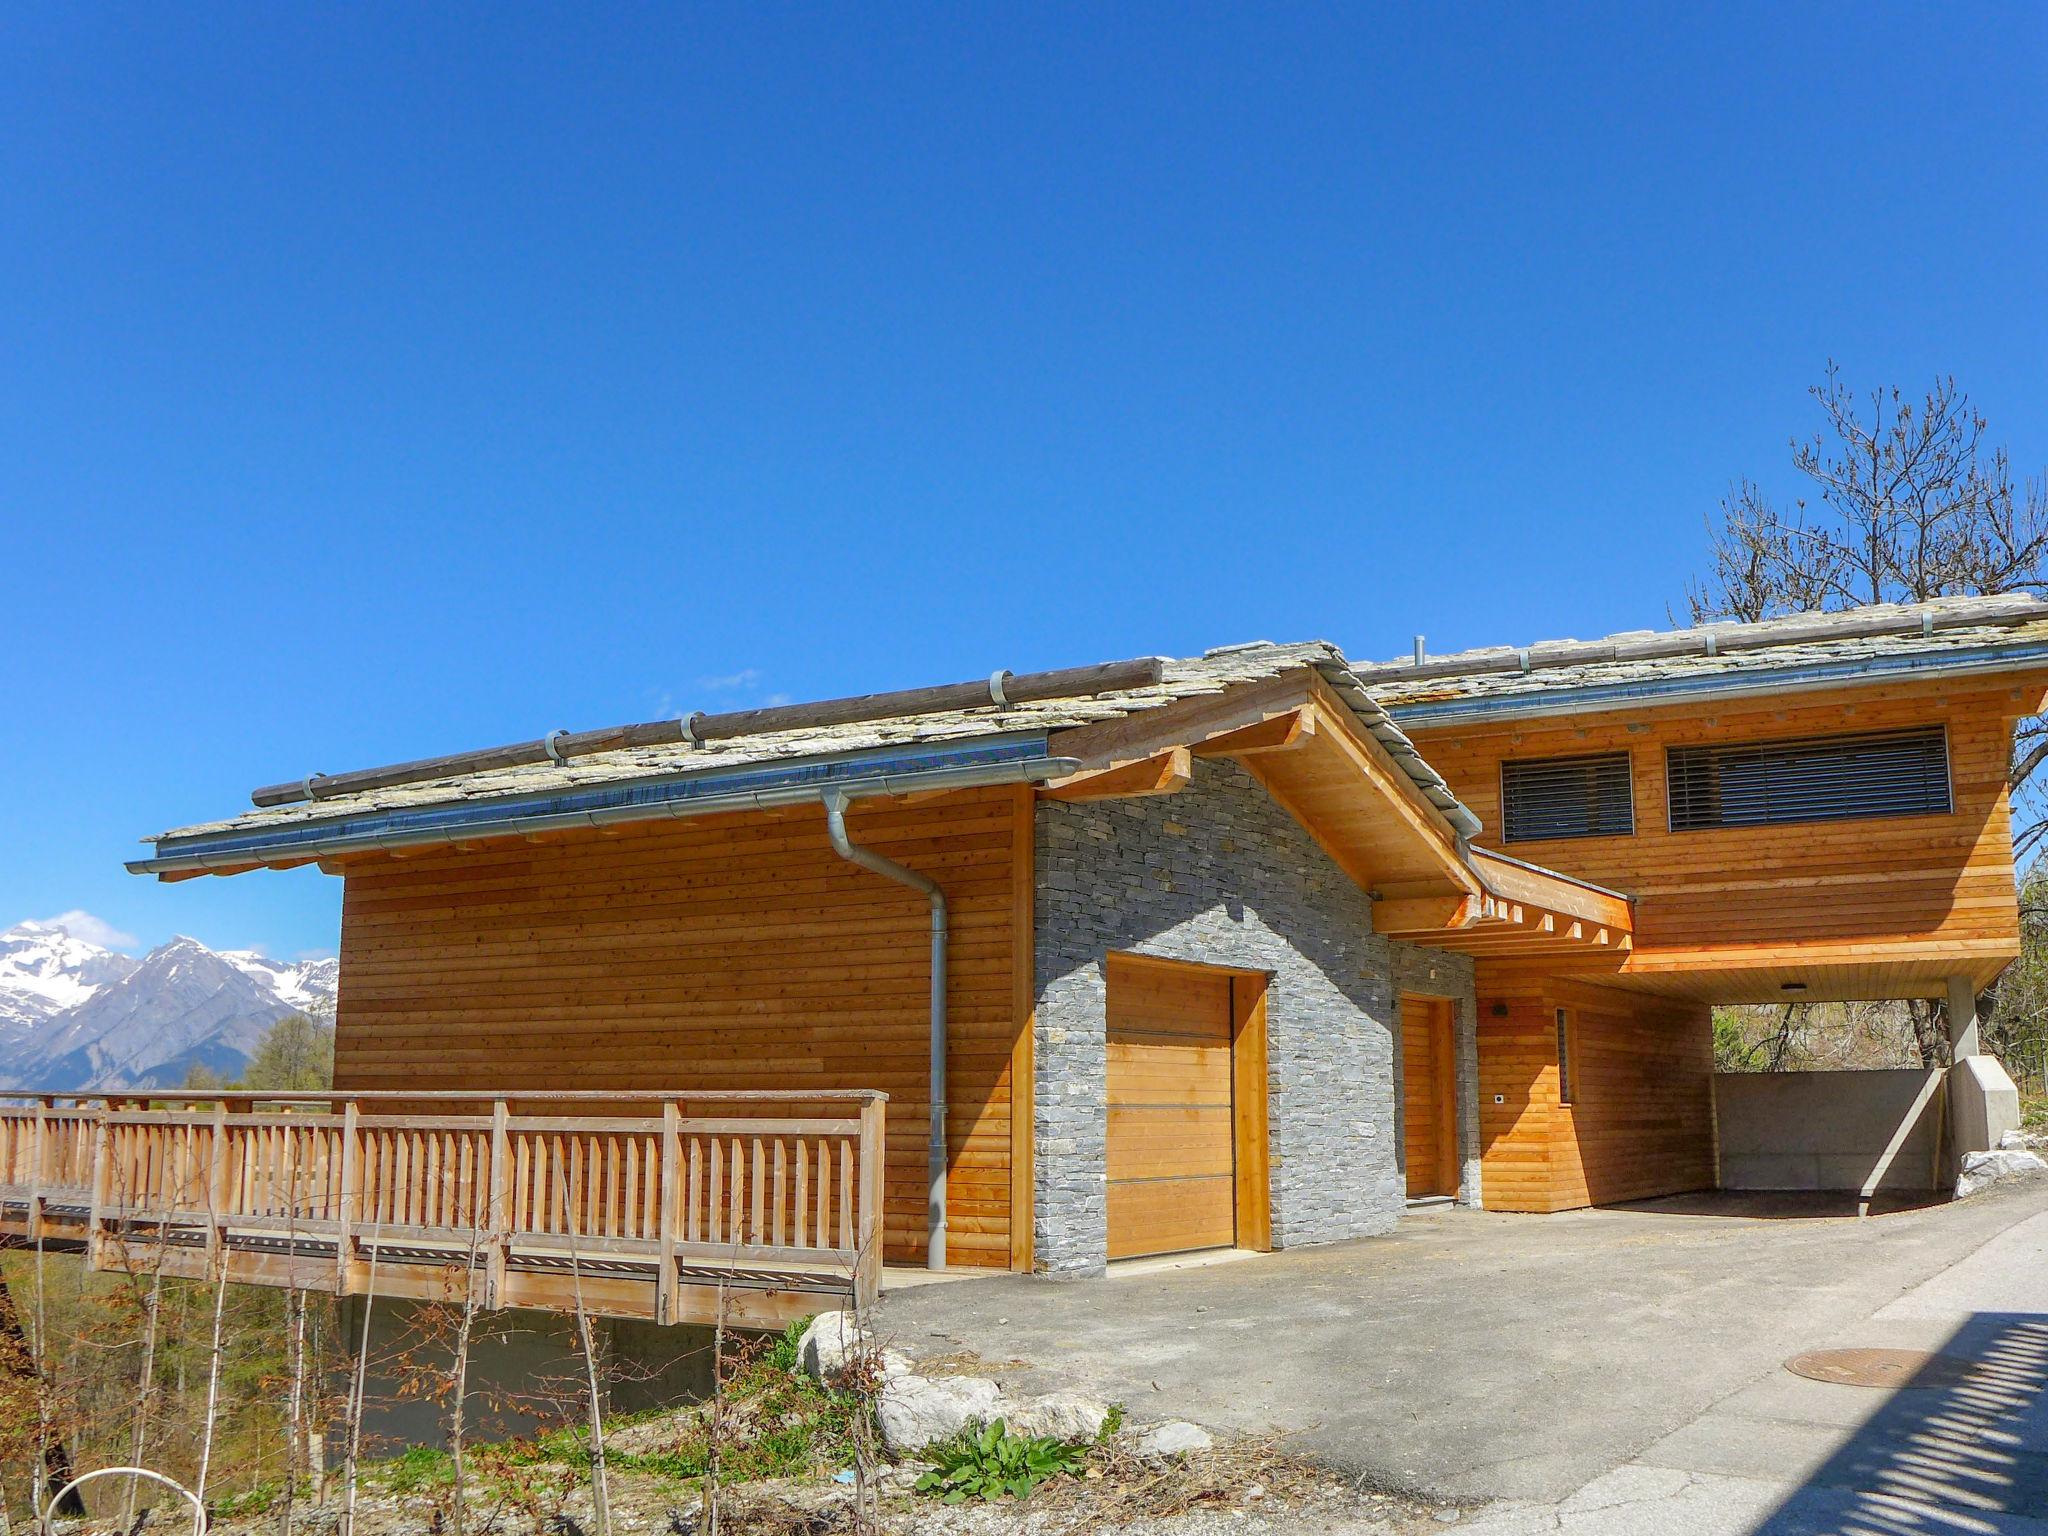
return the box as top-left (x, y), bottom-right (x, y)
top-left (1715, 1069), bottom-right (1947, 1193)
top-left (339, 1300), bottom-right (715, 1450)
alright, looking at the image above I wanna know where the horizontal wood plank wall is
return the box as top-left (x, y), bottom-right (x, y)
top-left (1406, 680), bottom-right (2039, 987)
top-left (1475, 971), bottom-right (1712, 1212)
top-left (332, 785), bottom-right (1026, 1269)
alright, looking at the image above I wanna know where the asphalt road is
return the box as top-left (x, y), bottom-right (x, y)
top-left (880, 1182), bottom-right (2048, 1514)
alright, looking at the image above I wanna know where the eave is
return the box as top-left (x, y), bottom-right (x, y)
top-left (129, 735), bottom-right (1075, 879)
top-left (1382, 639), bottom-right (2048, 729)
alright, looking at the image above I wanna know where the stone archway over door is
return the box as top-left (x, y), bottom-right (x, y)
top-left (1105, 954), bottom-right (1268, 1260)
top-left (1401, 994), bottom-right (1460, 1199)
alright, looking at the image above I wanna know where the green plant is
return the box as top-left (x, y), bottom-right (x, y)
top-left (915, 1419), bottom-right (1089, 1504)
top-left (207, 1482), bottom-right (281, 1518)
top-left (378, 1444), bottom-right (455, 1495)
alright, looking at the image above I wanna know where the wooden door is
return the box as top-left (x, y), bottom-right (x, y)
top-left (1401, 995), bottom-right (1459, 1199)
top-left (1105, 955), bottom-right (1239, 1259)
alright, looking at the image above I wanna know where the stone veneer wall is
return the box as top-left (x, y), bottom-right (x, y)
top-left (1034, 758), bottom-right (1477, 1277)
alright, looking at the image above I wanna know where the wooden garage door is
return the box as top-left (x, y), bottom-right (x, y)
top-left (1401, 995), bottom-right (1458, 1198)
top-left (1106, 955), bottom-right (1237, 1259)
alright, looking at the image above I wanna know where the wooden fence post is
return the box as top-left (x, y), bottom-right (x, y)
top-left (657, 1101), bottom-right (680, 1325)
top-left (87, 1100), bottom-right (113, 1270)
top-left (208, 1100), bottom-right (230, 1269)
top-left (856, 1095), bottom-right (886, 1304)
top-left (28, 1097), bottom-right (47, 1244)
top-left (487, 1099), bottom-right (510, 1307)
top-left (336, 1099), bottom-right (360, 1292)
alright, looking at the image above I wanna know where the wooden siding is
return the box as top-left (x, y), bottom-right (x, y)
top-left (1406, 679), bottom-right (2043, 997)
top-left (1476, 971), bottom-right (1713, 1213)
top-left (332, 785), bottom-right (1030, 1270)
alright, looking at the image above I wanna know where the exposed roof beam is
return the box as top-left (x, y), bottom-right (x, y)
top-left (1041, 747), bottom-right (1192, 802)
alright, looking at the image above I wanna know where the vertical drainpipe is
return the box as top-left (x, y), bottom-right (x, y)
top-left (823, 790), bottom-right (948, 1271)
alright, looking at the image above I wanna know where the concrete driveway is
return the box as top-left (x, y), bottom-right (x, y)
top-left (879, 1182), bottom-right (2048, 1528)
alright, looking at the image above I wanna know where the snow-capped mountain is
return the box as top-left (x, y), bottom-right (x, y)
top-left (0, 921), bottom-right (337, 1091)
top-left (0, 921), bottom-right (141, 1036)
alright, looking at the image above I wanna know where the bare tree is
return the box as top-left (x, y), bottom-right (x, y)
top-left (1688, 365), bottom-right (2048, 1065)
top-left (1687, 364), bottom-right (2048, 622)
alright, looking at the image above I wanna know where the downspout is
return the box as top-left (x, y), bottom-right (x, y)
top-left (823, 789), bottom-right (949, 1271)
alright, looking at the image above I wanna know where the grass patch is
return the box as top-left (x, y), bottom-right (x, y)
top-left (374, 1444), bottom-right (455, 1495)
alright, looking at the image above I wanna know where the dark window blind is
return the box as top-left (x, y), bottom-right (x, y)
top-left (1501, 753), bottom-right (1635, 843)
top-left (1666, 726), bottom-right (1951, 832)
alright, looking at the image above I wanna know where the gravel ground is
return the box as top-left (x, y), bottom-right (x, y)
top-left (62, 1446), bottom-right (1484, 1536)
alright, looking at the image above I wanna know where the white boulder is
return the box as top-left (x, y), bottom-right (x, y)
top-left (1956, 1148), bottom-right (2048, 1199)
top-left (1134, 1420), bottom-right (1213, 1458)
top-left (877, 1373), bottom-right (1010, 1452)
top-left (797, 1311), bottom-right (861, 1382)
top-left (1007, 1390), bottom-right (1111, 1443)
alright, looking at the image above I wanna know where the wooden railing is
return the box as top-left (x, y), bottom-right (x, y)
top-left (0, 1091), bottom-right (886, 1326)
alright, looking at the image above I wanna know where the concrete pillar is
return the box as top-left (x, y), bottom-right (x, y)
top-left (1944, 974), bottom-right (2019, 1176)
top-left (1946, 975), bottom-right (1981, 1059)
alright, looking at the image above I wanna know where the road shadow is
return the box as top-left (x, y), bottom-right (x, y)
top-left (1617, 1189), bottom-right (1950, 1220)
top-left (1753, 1311), bottom-right (2048, 1533)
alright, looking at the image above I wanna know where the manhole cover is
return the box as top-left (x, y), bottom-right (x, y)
top-left (1784, 1348), bottom-right (1973, 1389)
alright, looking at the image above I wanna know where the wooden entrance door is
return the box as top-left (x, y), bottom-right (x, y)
top-left (1105, 955), bottom-right (1243, 1259)
top-left (1400, 995), bottom-right (1459, 1199)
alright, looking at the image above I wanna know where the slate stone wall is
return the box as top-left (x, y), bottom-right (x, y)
top-left (1033, 758), bottom-right (1476, 1277)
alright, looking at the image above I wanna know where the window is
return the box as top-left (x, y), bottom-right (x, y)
top-left (1555, 1008), bottom-right (1574, 1106)
top-left (1665, 726), bottom-right (1951, 833)
top-left (1500, 753), bottom-right (1634, 843)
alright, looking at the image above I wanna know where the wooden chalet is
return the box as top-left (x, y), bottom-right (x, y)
top-left (5, 595), bottom-right (2042, 1325)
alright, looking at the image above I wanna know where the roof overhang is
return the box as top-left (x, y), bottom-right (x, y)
top-left (1373, 847), bottom-right (1634, 960)
top-left (129, 735), bottom-right (1076, 880)
top-left (1382, 637), bottom-right (2048, 729)
top-left (1044, 667), bottom-right (1489, 902)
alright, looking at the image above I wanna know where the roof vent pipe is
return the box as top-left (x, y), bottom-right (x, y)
top-left (1413, 635), bottom-right (1425, 666)
top-left (822, 789), bottom-right (949, 1271)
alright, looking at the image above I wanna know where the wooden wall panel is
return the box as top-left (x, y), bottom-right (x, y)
top-left (1406, 679), bottom-right (2040, 992)
top-left (332, 785), bottom-right (1030, 1270)
top-left (1475, 970), bottom-right (1713, 1213)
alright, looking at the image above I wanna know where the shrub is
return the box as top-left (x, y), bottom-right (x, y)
top-left (915, 1419), bottom-right (1089, 1504)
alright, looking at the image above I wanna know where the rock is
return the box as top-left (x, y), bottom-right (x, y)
top-left (797, 1311), bottom-right (909, 1385)
top-left (877, 1373), bottom-right (1010, 1452)
top-left (1134, 1419), bottom-right (1213, 1458)
top-left (797, 1311), bottom-right (859, 1382)
top-left (1956, 1148), bottom-right (2048, 1199)
top-left (1007, 1389), bottom-right (1111, 1442)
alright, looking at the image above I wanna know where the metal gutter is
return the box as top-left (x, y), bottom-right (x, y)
top-left (823, 790), bottom-right (950, 1272)
top-left (129, 736), bottom-right (1075, 875)
top-left (1382, 640), bottom-right (2048, 730)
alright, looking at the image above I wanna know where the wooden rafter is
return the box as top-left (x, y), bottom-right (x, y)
top-left (1041, 746), bottom-right (1192, 802)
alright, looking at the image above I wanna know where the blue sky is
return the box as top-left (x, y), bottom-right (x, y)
top-left (4, 4), bottom-right (2046, 961)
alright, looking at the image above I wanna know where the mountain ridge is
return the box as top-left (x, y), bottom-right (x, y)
top-left (0, 921), bottom-right (337, 1091)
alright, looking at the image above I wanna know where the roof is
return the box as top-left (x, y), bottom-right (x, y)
top-left (134, 640), bottom-right (1477, 869)
top-left (1360, 593), bottom-right (2048, 725)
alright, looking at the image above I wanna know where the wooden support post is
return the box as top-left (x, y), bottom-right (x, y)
top-left (487, 1100), bottom-right (510, 1308)
top-left (856, 1095), bottom-right (886, 1302)
top-left (208, 1100), bottom-right (230, 1268)
top-left (335, 1100), bottom-right (359, 1292)
top-left (87, 1104), bottom-right (113, 1271)
top-left (27, 1098), bottom-right (46, 1244)
top-left (657, 1101), bottom-right (680, 1325)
